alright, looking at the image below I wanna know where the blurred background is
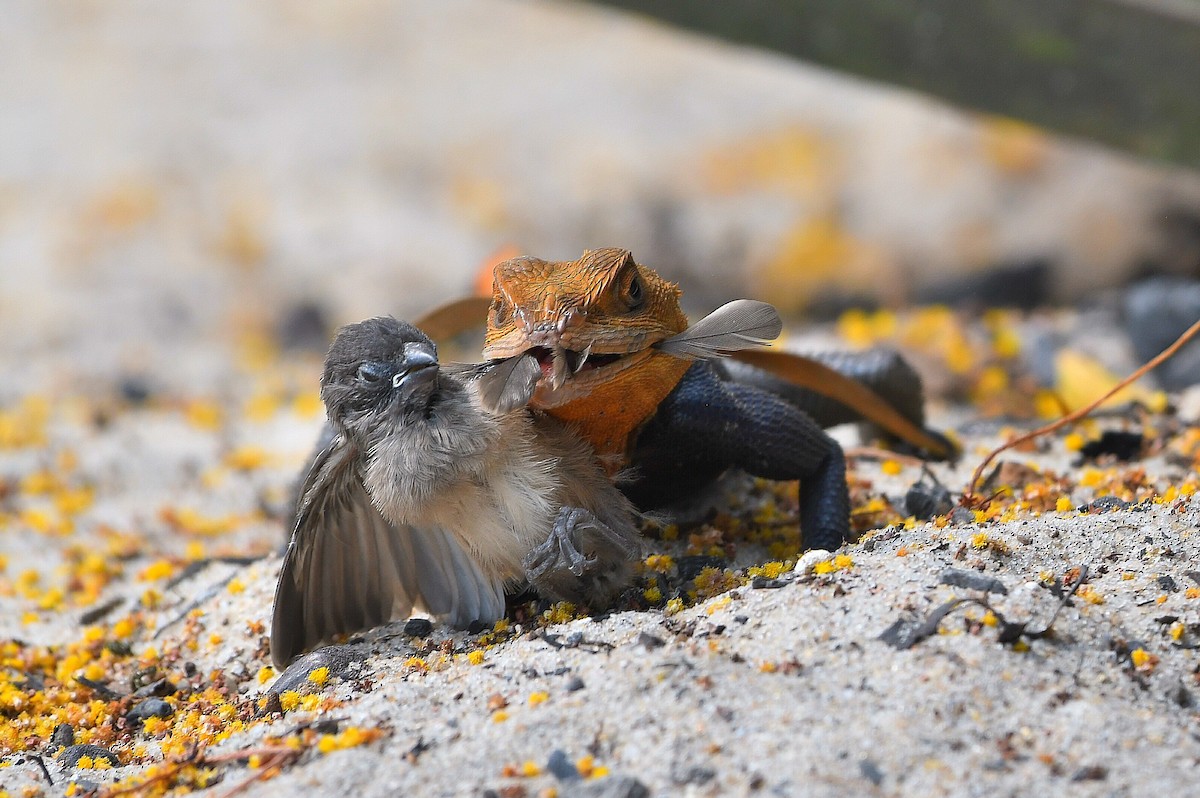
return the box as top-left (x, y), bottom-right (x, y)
top-left (2, 0), bottom-right (1199, 399)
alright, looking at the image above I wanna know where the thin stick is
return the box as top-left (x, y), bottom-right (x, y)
top-left (844, 446), bottom-right (928, 469)
top-left (963, 317), bottom-right (1200, 502)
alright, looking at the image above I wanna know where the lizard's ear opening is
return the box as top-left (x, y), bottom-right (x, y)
top-left (489, 297), bottom-right (510, 327)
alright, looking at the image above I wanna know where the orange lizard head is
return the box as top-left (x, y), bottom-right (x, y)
top-left (482, 248), bottom-right (689, 408)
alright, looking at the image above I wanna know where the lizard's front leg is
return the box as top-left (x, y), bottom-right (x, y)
top-left (627, 362), bottom-right (851, 550)
top-left (523, 507), bottom-right (642, 607)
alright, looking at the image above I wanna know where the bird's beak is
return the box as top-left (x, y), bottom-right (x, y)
top-left (392, 342), bottom-right (438, 391)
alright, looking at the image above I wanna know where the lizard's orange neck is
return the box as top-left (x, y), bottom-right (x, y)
top-left (538, 351), bottom-right (691, 468)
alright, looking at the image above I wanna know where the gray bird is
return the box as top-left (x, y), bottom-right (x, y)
top-left (270, 317), bottom-right (643, 668)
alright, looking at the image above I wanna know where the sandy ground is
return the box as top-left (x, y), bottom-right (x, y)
top-left (1, 307), bottom-right (1199, 797)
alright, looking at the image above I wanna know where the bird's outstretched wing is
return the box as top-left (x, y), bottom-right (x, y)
top-left (270, 435), bottom-right (505, 667)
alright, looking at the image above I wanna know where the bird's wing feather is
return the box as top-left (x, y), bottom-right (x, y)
top-left (270, 435), bottom-right (504, 667)
top-left (655, 299), bottom-right (782, 359)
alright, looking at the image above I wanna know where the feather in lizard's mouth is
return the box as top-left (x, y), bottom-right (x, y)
top-left (523, 345), bottom-right (658, 407)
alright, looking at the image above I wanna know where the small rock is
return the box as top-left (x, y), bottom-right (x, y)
top-left (132, 677), bottom-right (177, 698)
top-left (859, 758), bottom-right (884, 786)
top-left (1078, 432), bottom-right (1144, 463)
top-left (794, 550), bottom-right (833, 575)
top-left (1070, 765), bottom-right (1108, 782)
top-left (270, 643), bottom-right (369, 695)
top-left (58, 744), bottom-right (119, 768)
top-left (1157, 575), bottom-right (1179, 593)
top-left (949, 507), bottom-right (976, 526)
top-left (403, 618), bottom-right (434, 637)
top-left (939, 569), bottom-right (1009, 595)
top-left (564, 676), bottom-right (585, 692)
top-left (47, 723), bottom-right (75, 753)
top-left (562, 776), bottom-right (650, 798)
top-left (547, 749), bottom-right (581, 781)
top-left (905, 482), bottom-right (953, 520)
top-left (126, 698), bottom-right (174, 726)
top-left (636, 632), bottom-right (665, 650)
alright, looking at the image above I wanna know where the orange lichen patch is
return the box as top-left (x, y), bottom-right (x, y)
top-left (315, 726), bottom-right (383, 754)
top-left (702, 126), bottom-right (835, 196)
top-left (224, 445), bottom-right (272, 471)
top-left (643, 554), bottom-right (675, 574)
top-left (980, 116), bottom-right (1050, 175)
top-left (0, 396), bottom-right (51, 449)
top-left (539, 602), bottom-right (580, 626)
top-left (1053, 350), bottom-right (1166, 414)
top-left (759, 217), bottom-right (886, 312)
top-left (243, 392), bottom-right (283, 422)
top-left (747, 561), bottom-right (788, 579)
top-left (291, 391), bottom-right (323, 419)
top-left (159, 506), bottom-right (252, 537)
top-left (1131, 648), bottom-right (1159, 673)
top-left (850, 495), bottom-right (903, 535)
top-left (139, 559), bottom-right (177, 582)
top-left (184, 399), bottom-right (224, 430)
top-left (692, 568), bottom-right (739, 601)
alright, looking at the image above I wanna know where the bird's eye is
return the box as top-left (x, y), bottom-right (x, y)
top-left (356, 361), bottom-right (389, 383)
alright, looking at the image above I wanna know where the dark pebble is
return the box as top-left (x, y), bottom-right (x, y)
top-left (949, 507), bottom-right (975, 526)
top-left (1124, 276), bottom-right (1200, 390)
top-left (636, 632), bottom-right (665, 650)
top-left (939, 568), bottom-right (1009, 595)
top-left (565, 676), bottom-right (585, 692)
top-left (466, 620), bottom-right (489, 635)
top-left (118, 376), bottom-right (154, 405)
top-left (48, 723), bottom-right (75, 752)
top-left (270, 643), bottom-right (369, 695)
top-left (1078, 432), bottom-right (1144, 463)
top-left (547, 749), bottom-right (581, 781)
top-left (906, 482), bottom-right (954, 521)
top-left (733, 615), bottom-right (749, 624)
top-left (403, 618), bottom-right (434, 638)
top-left (277, 301), bottom-right (332, 352)
top-left (132, 678), bottom-right (177, 698)
top-left (127, 698), bottom-right (174, 725)
top-left (859, 758), bottom-right (884, 786)
top-left (1070, 765), bottom-right (1109, 782)
top-left (563, 775), bottom-right (650, 798)
top-left (1157, 575), bottom-right (1179, 593)
top-left (58, 744), bottom-right (119, 768)
top-left (1083, 496), bottom-right (1132, 513)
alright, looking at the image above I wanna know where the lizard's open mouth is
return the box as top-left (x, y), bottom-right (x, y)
top-left (527, 346), bottom-right (622, 379)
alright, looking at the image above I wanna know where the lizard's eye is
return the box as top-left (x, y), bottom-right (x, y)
top-left (626, 273), bottom-right (644, 310)
top-left (356, 361), bottom-right (389, 384)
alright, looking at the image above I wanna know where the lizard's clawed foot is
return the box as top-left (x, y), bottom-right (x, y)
top-left (523, 507), bottom-right (642, 607)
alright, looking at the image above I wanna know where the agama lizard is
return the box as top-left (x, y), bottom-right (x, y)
top-left (421, 248), bottom-right (953, 551)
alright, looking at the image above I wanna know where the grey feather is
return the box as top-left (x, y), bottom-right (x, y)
top-left (270, 435), bottom-right (504, 668)
top-left (472, 354), bottom-right (542, 414)
top-left (654, 299), bottom-right (782, 359)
